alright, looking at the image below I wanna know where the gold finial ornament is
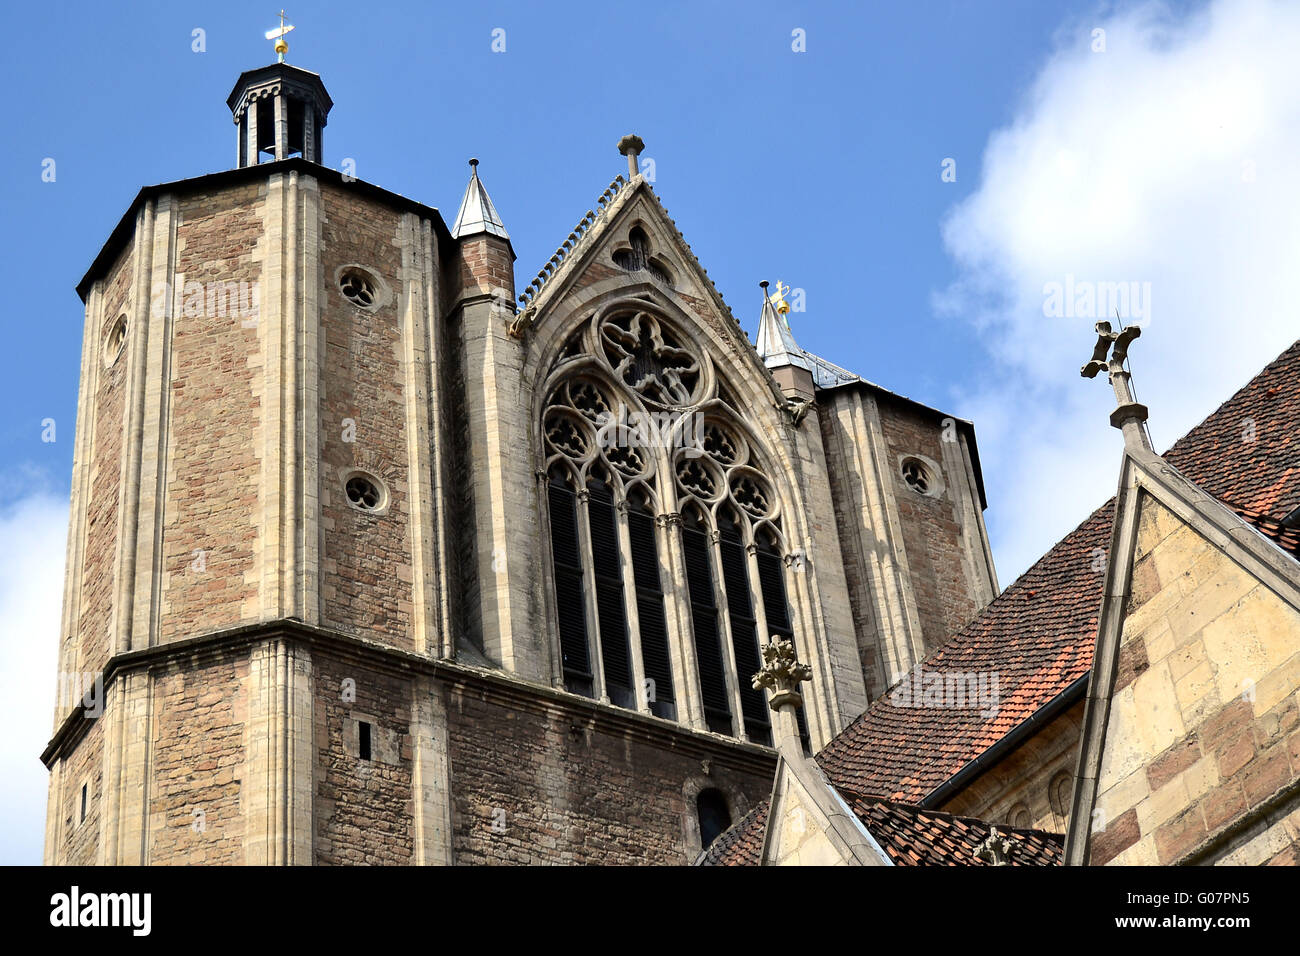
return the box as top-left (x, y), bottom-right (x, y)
top-left (265, 10), bottom-right (295, 63)
top-left (771, 280), bottom-right (791, 315)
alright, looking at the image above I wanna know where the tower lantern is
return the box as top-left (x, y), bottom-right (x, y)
top-left (227, 63), bottom-right (332, 167)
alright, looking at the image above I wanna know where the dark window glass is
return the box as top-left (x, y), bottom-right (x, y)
top-left (588, 479), bottom-right (633, 708)
top-left (628, 505), bottom-right (675, 719)
top-left (358, 721), bottom-right (372, 761)
top-left (697, 789), bottom-right (732, 850)
top-left (757, 539), bottom-right (809, 751)
top-left (718, 515), bottom-right (770, 746)
top-left (548, 475), bottom-right (593, 697)
top-left (682, 515), bottom-right (732, 735)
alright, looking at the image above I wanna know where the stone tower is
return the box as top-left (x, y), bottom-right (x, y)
top-left (43, 59), bottom-right (997, 865)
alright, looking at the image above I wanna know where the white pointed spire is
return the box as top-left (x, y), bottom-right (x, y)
top-left (451, 158), bottom-right (509, 240)
top-left (756, 281), bottom-right (811, 372)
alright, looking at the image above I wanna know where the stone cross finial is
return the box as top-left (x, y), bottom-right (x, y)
top-left (1081, 320), bottom-right (1152, 451)
top-left (974, 827), bottom-right (1014, 866)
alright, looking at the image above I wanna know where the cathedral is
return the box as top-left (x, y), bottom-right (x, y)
top-left (42, 54), bottom-right (1300, 866)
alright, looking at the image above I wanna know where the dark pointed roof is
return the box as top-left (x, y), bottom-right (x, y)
top-left (451, 160), bottom-right (509, 240)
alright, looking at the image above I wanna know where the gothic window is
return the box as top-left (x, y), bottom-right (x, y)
top-left (613, 226), bottom-right (672, 285)
top-left (901, 456), bottom-right (934, 496)
top-left (541, 304), bottom-right (800, 747)
top-left (696, 788), bottom-right (732, 850)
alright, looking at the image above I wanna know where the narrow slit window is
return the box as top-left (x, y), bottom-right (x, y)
top-left (79, 783), bottom-right (88, 824)
top-left (358, 721), bottom-right (372, 761)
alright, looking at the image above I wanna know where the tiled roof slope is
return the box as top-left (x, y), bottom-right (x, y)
top-left (815, 337), bottom-right (1300, 805)
top-left (849, 795), bottom-right (1062, 866)
top-left (699, 795), bottom-right (1062, 866)
top-left (1231, 503), bottom-right (1300, 559)
top-left (698, 802), bottom-right (767, 866)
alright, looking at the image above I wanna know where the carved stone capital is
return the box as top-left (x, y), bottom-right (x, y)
top-left (745, 543), bottom-right (759, 557)
top-left (576, 489), bottom-right (591, 504)
top-left (708, 530), bottom-right (721, 545)
top-left (655, 512), bottom-right (682, 529)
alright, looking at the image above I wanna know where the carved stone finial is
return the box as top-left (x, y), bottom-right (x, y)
top-left (1081, 320), bottom-right (1140, 380)
top-left (618, 134), bottom-right (645, 180)
top-left (1081, 320), bottom-right (1151, 451)
top-left (752, 637), bottom-right (812, 708)
top-left (974, 827), bottom-right (1015, 866)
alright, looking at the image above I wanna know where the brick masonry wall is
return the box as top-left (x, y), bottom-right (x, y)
top-left (444, 682), bottom-right (774, 864)
top-left (58, 717), bottom-right (105, 865)
top-left (877, 400), bottom-right (981, 652)
top-left (312, 656), bottom-right (416, 865)
top-left (161, 187), bottom-right (265, 641)
top-left (147, 652), bottom-right (249, 864)
top-left (1090, 493), bottom-right (1300, 865)
top-left (319, 183), bottom-right (414, 647)
top-left (79, 247), bottom-right (133, 675)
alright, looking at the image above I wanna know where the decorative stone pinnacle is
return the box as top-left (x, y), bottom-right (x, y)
top-left (974, 827), bottom-right (1014, 866)
top-left (752, 637), bottom-right (812, 699)
top-left (1081, 320), bottom-right (1152, 451)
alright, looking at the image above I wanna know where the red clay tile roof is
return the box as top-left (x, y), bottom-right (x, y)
top-left (699, 794), bottom-right (1062, 866)
top-left (698, 801), bottom-right (766, 866)
top-left (848, 795), bottom-right (1062, 866)
top-left (814, 338), bottom-right (1300, 805)
top-left (1230, 503), bottom-right (1300, 560)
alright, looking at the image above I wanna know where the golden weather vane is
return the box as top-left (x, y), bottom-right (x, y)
top-left (265, 10), bottom-right (295, 63)
top-left (770, 280), bottom-right (792, 315)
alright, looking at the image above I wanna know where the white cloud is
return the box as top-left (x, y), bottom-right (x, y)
top-left (0, 489), bottom-right (68, 865)
top-left (938, 0), bottom-right (1300, 581)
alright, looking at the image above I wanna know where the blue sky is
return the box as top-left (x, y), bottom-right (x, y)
top-left (6, 0), bottom-right (1300, 865)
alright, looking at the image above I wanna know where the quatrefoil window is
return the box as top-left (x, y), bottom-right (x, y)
top-left (600, 311), bottom-right (699, 407)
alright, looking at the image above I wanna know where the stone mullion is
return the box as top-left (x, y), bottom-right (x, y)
top-left (575, 488), bottom-right (607, 701)
top-left (709, 527), bottom-right (747, 741)
top-left (744, 542), bottom-right (775, 728)
top-left (245, 98), bottom-right (259, 167)
top-left (654, 453), bottom-right (705, 730)
top-left (537, 471), bottom-right (566, 689)
top-left (614, 499), bottom-right (650, 714)
top-left (303, 103), bottom-right (316, 163)
top-left (273, 92), bottom-right (288, 160)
